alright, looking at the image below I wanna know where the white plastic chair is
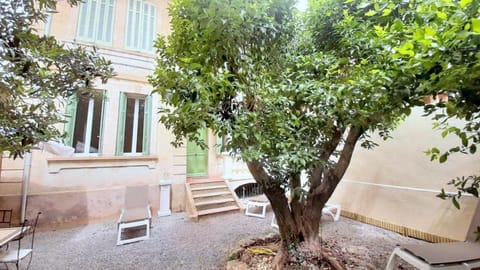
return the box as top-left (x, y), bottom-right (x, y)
top-left (117, 185), bottom-right (152, 246)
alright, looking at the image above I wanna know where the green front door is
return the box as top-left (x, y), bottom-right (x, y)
top-left (187, 129), bottom-right (208, 177)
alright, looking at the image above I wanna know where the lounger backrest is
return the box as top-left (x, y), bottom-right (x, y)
top-left (466, 199), bottom-right (480, 242)
top-left (125, 185), bottom-right (149, 209)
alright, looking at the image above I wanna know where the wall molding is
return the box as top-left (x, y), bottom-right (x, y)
top-left (341, 179), bottom-right (470, 196)
top-left (46, 155), bottom-right (158, 173)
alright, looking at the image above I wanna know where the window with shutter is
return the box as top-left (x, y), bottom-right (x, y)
top-left (116, 93), bottom-right (152, 155)
top-left (64, 92), bottom-right (105, 155)
top-left (77, 0), bottom-right (115, 44)
top-left (125, 0), bottom-right (156, 53)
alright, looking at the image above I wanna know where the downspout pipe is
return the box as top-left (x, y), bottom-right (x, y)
top-left (20, 152), bottom-right (32, 222)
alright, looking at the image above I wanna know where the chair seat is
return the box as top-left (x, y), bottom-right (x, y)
top-left (0, 248), bottom-right (32, 263)
top-left (402, 242), bottom-right (480, 265)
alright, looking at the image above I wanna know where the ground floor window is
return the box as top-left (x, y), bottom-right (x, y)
top-left (64, 92), bottom-right (105, 154)
top-left (116, 93), bottom-right (151, 155)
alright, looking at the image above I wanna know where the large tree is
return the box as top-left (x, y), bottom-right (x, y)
top-left (0, 0), bottom-right (113, 158)
top-left (151, 0), bottom-right (479, 266)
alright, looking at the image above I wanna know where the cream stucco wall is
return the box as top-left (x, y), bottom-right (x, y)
top-left (0, 0), bottom-right (187, 228)
top-left (331, 107), bottom-right (480, 241)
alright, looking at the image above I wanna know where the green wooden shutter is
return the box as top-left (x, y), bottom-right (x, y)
top-left (125, 0), bottom-right (138, 49)
top-left (105, 0), bottom-right (115, 43)
top-left (142, 95), bottom-right (152, 155)
top-left (150, 5), bottom-right (157, 52)
top-left (64, 95), bottom-right (78, 147)
top-left (116, 92), bottom-right (127, 155)
top-left (95, 0), bottom-right (114, 43)
top-left (98, 91), bottom-right (107, 154)
top-left (76, 1), bottom-right (88, 39)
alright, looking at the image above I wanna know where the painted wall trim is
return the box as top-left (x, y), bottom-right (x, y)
top-left (47, 155), bottom-right (158, 173)
top-left (341, 179), bottom-right (471, 197)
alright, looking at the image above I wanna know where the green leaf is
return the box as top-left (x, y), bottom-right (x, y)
top-left (471, 19), bottom-right (480, 33)
top-left (460, 133), bottom-right (468, 147)
top-left (436, 189), bottom-right (447, 199)
top-left (439, 153), bottom-right (448, 163)
top-left (470, 144), bottom-right (477, 154)
top-left (460, 0), bottom-right (472, 8)
top-left (397, 42), bottom-right (415, 57)
top-left (436, 11), bottom-right (447, 19)
top-left (365, 10), bottom-right (376, 16)
top-left (467, 187), bottom-right (479, 197)
top-left (452, 196), bottom-right (460, 209)
top-left (382, 8), bottom-right (392, 16)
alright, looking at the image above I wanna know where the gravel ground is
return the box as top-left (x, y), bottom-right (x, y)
top-left (15, 211), bottom-right (421, 270)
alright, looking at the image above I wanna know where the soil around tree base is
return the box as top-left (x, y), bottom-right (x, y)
top-left (227, 229), bottom-right (420, 270)
top-left (227, 234), bottom-right (349, 269)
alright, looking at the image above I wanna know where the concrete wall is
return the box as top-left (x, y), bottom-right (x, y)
top-left (331, 107), bottom-right (480, 241)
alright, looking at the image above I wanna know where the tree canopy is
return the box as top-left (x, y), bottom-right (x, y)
top-left (0, 0), bottom-right (113, 158)
top-left (151, 0), bottom-right (480, 264)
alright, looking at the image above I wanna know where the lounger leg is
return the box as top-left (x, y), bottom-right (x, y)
top-left (117, 224), bottom-right (123, 246)
top-left (333, 205), bottom-right (341, 221)
top-left (271, 215), bottom-right (279, 229)
top-left (385, 248), bottom-right (397, 270)
top-left (146, 222), bottom-right (150, 239)
top-left (386, 247), bottom-right (434, 270)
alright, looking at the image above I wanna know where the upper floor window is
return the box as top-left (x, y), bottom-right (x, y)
top-left (125, 0), bottom-right (156, 53)
top-left (77, 0), bottom-right (115, 44)
top-left (116, 93), bottom-right (152, 155)
top-left (65, 92), bottom-right (105, 155)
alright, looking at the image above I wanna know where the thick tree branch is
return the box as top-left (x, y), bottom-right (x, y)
top-left (333, 126), bottom-right (363, 179)
top-left (312, 126), bottom-right (363, 197)
top-left (246, 160), bottom-right (271, 186)
top-left (310, 127), bottom-right (344, 190)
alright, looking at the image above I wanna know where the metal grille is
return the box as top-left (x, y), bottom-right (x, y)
top-left (235, 183), bottom-right (263, 199)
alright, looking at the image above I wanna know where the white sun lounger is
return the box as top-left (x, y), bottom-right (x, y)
top-left (117, 185), bottom-right (152, 246)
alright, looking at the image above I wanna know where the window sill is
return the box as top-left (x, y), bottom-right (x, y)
top-left (46, 155), bottom-right (158, 174)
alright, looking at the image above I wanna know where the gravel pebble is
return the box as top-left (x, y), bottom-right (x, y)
top-left (22, 211), bottom-right (421, 269)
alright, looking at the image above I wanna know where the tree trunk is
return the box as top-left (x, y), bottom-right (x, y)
top-left (245, 127), bottom-right (363, 269)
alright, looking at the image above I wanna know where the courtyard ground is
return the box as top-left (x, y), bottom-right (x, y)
top-left (20, 211), bottom-right (421, 269)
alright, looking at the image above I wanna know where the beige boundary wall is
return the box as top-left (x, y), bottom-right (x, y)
top-left (331, 107), bottom-right (480, 242)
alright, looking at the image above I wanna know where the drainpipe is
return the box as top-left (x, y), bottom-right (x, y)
top-left (20, 152), bottom-right (32, 222)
